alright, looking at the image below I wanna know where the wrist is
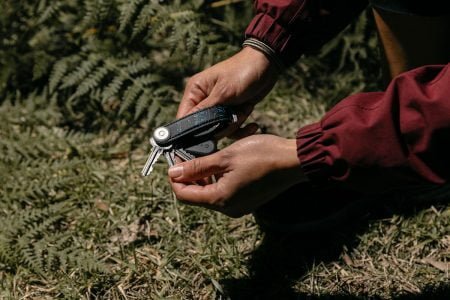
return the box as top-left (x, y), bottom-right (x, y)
top-left (277, 138), bottom-right (301, 168)
top-left (239, 46), bottom-right (272, 71)
top-left (275, 138), bottom-right (308, 184)
top-left (242, 38), bottom-right (285, 73)
top-left (239, 45), bottom-right (280, 77)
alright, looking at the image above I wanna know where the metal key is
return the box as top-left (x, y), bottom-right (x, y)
top-left (142, 147), bottom-right (190, 176)
top-left (164, 151), bottom-right (176, 167)
top-left (174, 148), bottom-right (195, 161)
top-left (141, 138), bottom-right (172, 176)
top-left (141, 148), bottom-right (163, 176)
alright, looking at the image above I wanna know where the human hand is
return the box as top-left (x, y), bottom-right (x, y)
top-left (168, 135), bottom-right (307, 218)
top-left (177, 47), bottom-right (279, 136)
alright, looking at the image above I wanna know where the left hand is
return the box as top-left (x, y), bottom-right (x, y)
top-left (168, 135), bottom-right (308, 218)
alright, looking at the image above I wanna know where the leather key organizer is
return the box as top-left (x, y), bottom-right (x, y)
top-left (152, 105), bottom-right (237, 155)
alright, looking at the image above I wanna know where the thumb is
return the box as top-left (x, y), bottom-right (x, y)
top-left (168, 153), bottom-right (224, 182)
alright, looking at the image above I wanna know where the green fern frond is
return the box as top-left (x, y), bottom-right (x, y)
top-left (38, 1), bottom-right (64, 24)
top-left (102, 75), bottom-right (126, 100)
top-left (49, 54), bottom-right (173, 124)
top-left (124, 58), bottom-right (152, 75)
top-left (70, 65), bottom-right (109, 100)
top-left (131, 2), bottom-right (158, 38)
top-left (146, 96), bottom-right (161, 121)
top-left (60, 55), bottom-right (103, 89)
top-left (119, 83), bottom-right (142, 115)
top-left (134, 74), bottom-right (162, 87)
top-left (134, 91), bottom-right (152, 120)
top-left (118, 0), bottom-right (144, 32)
top-left (49, 57), bottom-right (80, 93)
top-left (81, 0), bottom-right (115, 29)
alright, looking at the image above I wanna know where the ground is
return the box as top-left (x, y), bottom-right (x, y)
top-left (1, 76), bottom-right (449, 299)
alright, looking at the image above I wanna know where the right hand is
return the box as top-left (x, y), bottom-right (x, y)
top-left (177, 46), bottom-right (279, 136)
top-left (169, 134), bottom-right (306, 218)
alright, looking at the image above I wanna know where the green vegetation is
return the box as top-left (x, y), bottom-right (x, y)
top-left (0, 0), bottom-right (448, 298)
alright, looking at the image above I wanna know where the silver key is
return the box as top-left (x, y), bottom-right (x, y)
top-left (174, 148), bottom-right (195, 161)
top-left (142, 138), bottom-right (176, 176)
top-left (141, 139), bottom-right (164, 176)
top-left (164, 151), bottom-right (176, 167)
top-left (141, 147), bottom-right (163, 176)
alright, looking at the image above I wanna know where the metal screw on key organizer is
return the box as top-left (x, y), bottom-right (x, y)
top-left (153, 127), bottom-right (170, 144)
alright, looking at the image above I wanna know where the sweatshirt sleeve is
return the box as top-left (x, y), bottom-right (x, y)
top-left (297, 63), bottom-right (450, 193)
top-left (245, 0), bottom-right (368, 66)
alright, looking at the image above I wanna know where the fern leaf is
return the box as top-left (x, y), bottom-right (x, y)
top-left (102, 75), bottom-right (126, 101)
top-left (80, 0), bottom-right (114, 28)
top-left (134, 74), bottom-right (162, 87)
top-left (98, 0), bottom-right (114, 22)
top-left (118, 0), bottom-right (144, 32)
top-left (70, 65), bottom-right (109, 100)
top-left (48, 57), bottom-right (75, 94)
top-left (131, 2), bottom-right (158, 38)
top-left (60, 55), bottom-right (102, 89)
top-left (146, 95), bottom-right (161, 122)
top-left (125, 58), bottom-right (152, 75)
top-left (134, 91), bottom-right (151, 120)
top-left (38, 2), bottom-right (64, 24)
top-left (20, 241), bottom-right (46, 275)
top-left (119, 83), bottom-right (141, 115)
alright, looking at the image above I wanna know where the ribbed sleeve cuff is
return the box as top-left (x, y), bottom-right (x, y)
top-left (245, 13), bottom-right (297, 66)
top-left (296, 122), bottom-right (348, 184)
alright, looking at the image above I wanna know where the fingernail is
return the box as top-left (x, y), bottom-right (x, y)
top-left (168, 165), bottom-right (183, 178)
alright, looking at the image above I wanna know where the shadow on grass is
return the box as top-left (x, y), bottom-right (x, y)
top-left (219, 183), bottom-right (450, 299)
top-left (393, 285), bottom-right (450, 300)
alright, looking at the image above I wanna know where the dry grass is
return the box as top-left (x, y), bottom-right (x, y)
top-left (1, 91), bottom-right (449, 299)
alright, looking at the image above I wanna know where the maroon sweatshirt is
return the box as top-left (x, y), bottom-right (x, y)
top-left (245, 0), bottom-right (450, 193)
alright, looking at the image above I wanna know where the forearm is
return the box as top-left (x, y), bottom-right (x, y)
top-left (297, 63), bottom-right (450, 193)
top-left (245, 0), bottom-right (369, 66)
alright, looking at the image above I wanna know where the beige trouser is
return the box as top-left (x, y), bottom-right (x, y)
top-left (372, 8), bottom-right (450, 83)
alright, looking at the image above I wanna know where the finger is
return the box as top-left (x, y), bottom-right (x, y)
top-left (178, 93), bottom-right (222, 119)
top-left (229, 123), bottom-right (259, 140)
top-left (171, 181), bottom-right (243, 217)
top-left (177, 98), bottom-right (195, 119)
top-left (170, 181), bottom-right (223, 205)
top-left (177, 91), bottom-right (204, 119)
top-left (195, 176), bottom-right (213, 186)
top-left (168, 153), bottom-right (225, 182)
top-left (184, 93), bottom-right (222, 117)
top-left (173, 157), bottom-right (214, 186)
top-left (177, 77), bottom-right (210, 118)
top-left (179, 77), bottom-right (222, 118)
